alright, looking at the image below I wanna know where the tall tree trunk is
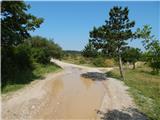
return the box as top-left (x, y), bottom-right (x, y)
top-left (133, 62), bottom-right (136, 69)
top-left (118, 50), bottom-right (125, 80)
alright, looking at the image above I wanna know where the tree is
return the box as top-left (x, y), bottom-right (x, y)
top-left (135, 25), bottom-right (160, 74)
top-left (135, 25), bottom-right (154, 49)
top-left (145, 40), bottom-right (160, 74)
top-left (89, 6), bottom-right (135, 80)
top-left (1, 1), bottom-right (44, 47)
top-left (29, 36), bottom-right (63, 64)
top-left (122, 47), bottom-right (141, 69)
top-left (82, 42), bottom-right (98, 58)
top-left (1, 1), bottom-right (43, 87)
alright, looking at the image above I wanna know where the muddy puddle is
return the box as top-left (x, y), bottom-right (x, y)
top-left (35, 67), bottom-right (106, 119)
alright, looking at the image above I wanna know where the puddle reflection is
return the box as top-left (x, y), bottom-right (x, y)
top-left (51, 79), bottom-right (64, 97)
top-left (80, 77), bottom-right (94, 89)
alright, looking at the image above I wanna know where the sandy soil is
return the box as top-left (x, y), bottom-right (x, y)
top-left (2, 59), bottom-right (147, 120)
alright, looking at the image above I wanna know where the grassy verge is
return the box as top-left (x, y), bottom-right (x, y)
top-left (2, 63), bottom-right (61, 94)
top-left (33, 63), bottom-right (61, 77)
top-left (106, 66), bottom-right (160, 120)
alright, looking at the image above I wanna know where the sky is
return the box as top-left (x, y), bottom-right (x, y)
top-left (27, 1), bottom-right (160, 51)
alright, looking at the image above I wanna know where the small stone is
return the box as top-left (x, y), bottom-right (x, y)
top-left (31, 105), bottom-right (35, 109)
top-left (113, 96), bottom-right (117, 98)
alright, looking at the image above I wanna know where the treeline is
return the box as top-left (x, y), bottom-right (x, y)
top-left (1, 1), bottom-right (62, 88)
top-left (82, 43), bottom-right (142, 69)
top-left (64, 50), bottom-right (81, 55)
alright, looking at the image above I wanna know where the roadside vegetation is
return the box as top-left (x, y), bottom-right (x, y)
top-left (106, 65), bottom-right (160, 120)
top-left (2, 63), bottom-right (61, 93)
top-left (1, 1), bottom-right (62, 93)
top-left (81, 6), bottom-right (160, 120)
top-left (63, 50), bottom-right (116, 67)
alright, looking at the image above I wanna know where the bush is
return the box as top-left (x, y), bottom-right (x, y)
top-left (78, 57), bottom-right (86, 64)
top-left (104, 59), bottom-right (115, 67)
top-left (2, 47), bottom-right (16, 87)
top-left (82, 42), bottom-right (98, 58)
top-left (30, 36), bottom-right (63, 61)
top-left (1, 36), bottom-right (63, 89)
top-left (31, 48), bottom-right (50, 64)
top-left (92, 57), bottom-right (105, 67)
top-left (14, 44), bottom-right (33, 70)
top-left (1, 45), bottom-right (33, 88)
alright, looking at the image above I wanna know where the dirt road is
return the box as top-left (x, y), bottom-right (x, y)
top-left (2, 59), bottom-right (147, 120)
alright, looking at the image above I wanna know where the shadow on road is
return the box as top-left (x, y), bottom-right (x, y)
top-left (81, 72), bottom-right (108, 81)
top-left (97, 107), bottom-right (148, 120)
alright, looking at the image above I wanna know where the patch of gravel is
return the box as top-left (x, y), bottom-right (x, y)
top-left (2, 71), bottom-right (64, 119)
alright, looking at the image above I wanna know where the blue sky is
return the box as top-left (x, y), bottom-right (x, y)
top-left (27, 1), bottom-right (160, 51)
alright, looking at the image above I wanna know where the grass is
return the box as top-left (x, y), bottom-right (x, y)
top-left (63, 55), bottom-right (95, 67)
top-left (33, 62), bottom-right (61, 77)
top-left (106, 66), bottom-right (160, 120)
top-left (63, 54), bottom-right (116, 67)
top-left (2, 84), bottom-right (25, 94)
top-left (2, 63), bottom-right (61, 94)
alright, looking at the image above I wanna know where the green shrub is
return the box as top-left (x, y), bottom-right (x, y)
top-left (1, 45), bottom-right (33, 88)
top-left (15, 44), bottom-right (33, 69)
top-left (104, 59), bottom-right (115, 67)
top-left (31, 48), bottom-right (50, 64)
top-left (78, 57), bottom-right (86, 64)
top-left (92, 57), bottom-right (105, 67)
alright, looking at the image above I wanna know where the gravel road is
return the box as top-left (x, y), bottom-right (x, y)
top-left (2, 59), bottom-right (148, 120)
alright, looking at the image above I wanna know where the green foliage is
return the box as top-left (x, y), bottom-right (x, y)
top-left (63, 51), bottom-right (116, 67)
top-left (2, 47), bottom-right (17, 87)
top-left (32, 63), bottom-right (61, 78)
top-left (31, 48), bottom-right (50, 64)
top-left (82, 42), bottom-right (98, 58)
top-left (1, 1), bottom-right (44, 88)
top-left (122, 47), bottom-right (141, 69)
top-left (89, 6), bottom-right (135, 79)
top-left (1, 1), bottom-right (44, 47)
top-left (136, 25), bottom-right (160, 74)
top-left (92, 57), bottom-right (116, 67)
top-left (145, 40), bottom-right (160, 74)
top-left (93, 57), bottom-right (105, 67)
top-left (104, 59), bottom-right (115, 67)
top-left (14, 44), bottom-right (33, 70)
top-left (2, 63), bottom-right (61, 93)
top-left (29, 36), bottom-right (63, 64)
top-left (1, 2), bottom-right (63, 91)
top-left (135, 25), bottom-right (154, 49)
top-left (2, 85), bottom-right (25, 94)
top-left (89, 6), bottom-right (135, 56)
top-left (78, 57), bottom-right (86, 64)
top-left (1, 44), bottom-right (34, 88)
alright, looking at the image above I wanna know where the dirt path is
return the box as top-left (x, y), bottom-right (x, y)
top-left (2, 59), bottom-right (147, 120)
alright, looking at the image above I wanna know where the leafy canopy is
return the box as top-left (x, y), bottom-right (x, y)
top-left (1, 1), bottom-right (44, 47)
top-left (122, 47), bottom-right (141, 63)
top-left (82, 42), bottom-right (98, 58)
top-left (89, 6), bottom-right (135, 55)
top-left (136, 25), bottom-right (160, 73)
